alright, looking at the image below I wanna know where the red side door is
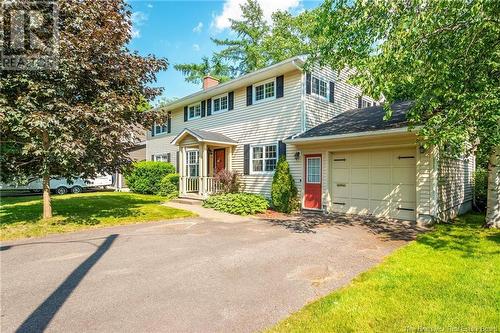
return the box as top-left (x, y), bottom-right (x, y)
top-left (304, 154), bottom-right (322, 209)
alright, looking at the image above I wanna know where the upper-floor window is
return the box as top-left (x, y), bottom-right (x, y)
top-left (312, 76), bottom-right (328, 99)
top-left (361, 99), bottom-right (372, 108)
top-left (213, 94), bottom-right (228, 114)
top-left (254, 79), bottom-right (275, 103)
top-left (154, 123), bottom-right (168, 135)
top-left (154, 153), bottom-right (171, 163)
top-left (188, 103), bottom-right (201, 120)
top-left (251, 144), bottom-right (277, 173)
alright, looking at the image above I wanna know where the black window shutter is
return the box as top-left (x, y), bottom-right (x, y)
top-left (246, 86), bottom-right (253, 106)
top-left (184, 106), bottom-right (188, 122)
top-left (176, 151), bottom-right (179, 172)
top-left (151, 124), bottom-right (155, 137)
top-left (306, 73), bottom-right (312, 94)
top-left (243, 144), bottom-right (250, 175)
top-left (329, 81), bottom-right (335, 103)
top-left (357, 96), bottom-right (362, 108)
top-left (276, 75), bottom-right (284, 98)
top-left (278, 140), bottom-right (286, 159)
top-left (167, 111), bottom-right (172, 133)
top-left (228, 91), bottom-right (234, 110)
top-left (201, 100), bottom-right (206, 117)
top-left (207, 98), bottom-right (212, 116)
top-left (151, 155), bottom-right (155, 161)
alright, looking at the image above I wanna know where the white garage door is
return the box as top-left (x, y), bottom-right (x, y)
top-left (330, 148), bottom-right (417, 221)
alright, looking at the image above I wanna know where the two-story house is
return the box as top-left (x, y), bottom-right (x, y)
top-left (147, 56), bottom-right (474, 224)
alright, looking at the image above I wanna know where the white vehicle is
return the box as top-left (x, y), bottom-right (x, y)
top-left (0, 175), bottom-right (114, 195)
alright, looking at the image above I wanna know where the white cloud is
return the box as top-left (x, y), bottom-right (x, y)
top-left (212, 0), bottom-right (300, 31)
top-left (192, 44), bottom-right (200, 51)
top-left (192, 22), bottom-right (204, 33)
top-left (131, 11), bottom-right (148, 39)
top-left (147, 3), bottom-right (153, 8)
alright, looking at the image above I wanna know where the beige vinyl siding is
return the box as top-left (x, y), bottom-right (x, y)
top-left (146, 69), bottom-right (303, 196)
top-left (305, 66), bottom-right (378, 130)
top-left (436, 153), bottom-right (475, 220)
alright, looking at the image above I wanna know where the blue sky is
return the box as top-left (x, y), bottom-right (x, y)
top-left (127, 0), bottom-right (321, 105)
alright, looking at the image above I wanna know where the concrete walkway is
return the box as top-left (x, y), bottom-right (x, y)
top-left (164, 199), bottom-right (251, 223)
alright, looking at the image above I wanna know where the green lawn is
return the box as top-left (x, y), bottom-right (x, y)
top-left (0, 192), bottom-right (194, 241)
top-left (269, 213), bottom-right (500, 333)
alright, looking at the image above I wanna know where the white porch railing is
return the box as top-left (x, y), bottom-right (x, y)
top-left (185, 177), bottom-right (199, 193)
top-left (180, 177), bottom-right (222, 195)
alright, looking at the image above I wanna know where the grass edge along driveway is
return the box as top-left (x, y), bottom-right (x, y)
top-left (268, 213), bottom-right (500, 333)
top-left (0, 192), bottom-right (195, 241)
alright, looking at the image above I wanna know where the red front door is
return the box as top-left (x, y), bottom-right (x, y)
top-left (214, 149), bottom-right (225, 174)
top-left (304, 154), bottom-right (322, 209)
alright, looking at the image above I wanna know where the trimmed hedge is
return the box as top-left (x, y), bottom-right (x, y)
top-left (271, 156), bottom-right (298, 213)
top-left (125, 161), bottom-right (175, 194)
top-left (158, 173), bottom-right (180, 199)
top-left (203, 193), bottom-right (269, 215)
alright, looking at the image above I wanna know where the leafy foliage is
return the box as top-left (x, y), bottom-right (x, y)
top-left (158, 173), bottom-right (180, 199)
top-left (203, 193), bottom-right (269, 215)
top-left (474, 169), bottom-right (488, 211)
top-left (0, 0), bottom-right (168, 217)
top-left (312, 0), bottom-right (500, 162)
top-left (125, 161), bottom-right (175, 194)
top-left (174, 0), bottom-right (315, 83)
top-left (214, 169), bottom-right (242, 194)
top-left (271, 156), bottom-right (298, 213)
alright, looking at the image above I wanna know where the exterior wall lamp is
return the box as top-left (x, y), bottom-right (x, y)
top-left (294, 152), bottom-right (301, 160)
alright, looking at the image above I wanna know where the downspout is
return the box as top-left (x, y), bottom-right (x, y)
top-left (292, 58), bottom-right (307, 134)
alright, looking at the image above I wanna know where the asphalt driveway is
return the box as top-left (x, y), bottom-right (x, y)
top-left (1, 213), bottom-right (422, 333)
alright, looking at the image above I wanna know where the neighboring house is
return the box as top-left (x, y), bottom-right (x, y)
top-left (115, 128), bottom-right (146, 191)
top-left (147, 56), bottom-right (473, 224)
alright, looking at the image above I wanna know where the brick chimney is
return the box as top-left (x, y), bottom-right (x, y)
top-left (203, 75), bottom-right (219, 90)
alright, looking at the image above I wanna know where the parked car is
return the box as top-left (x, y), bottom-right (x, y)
top-left (0, 175), bottom-right (114, 195)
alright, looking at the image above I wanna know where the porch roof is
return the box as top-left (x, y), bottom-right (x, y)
top-left (171, 128), bottom-right (238, 146)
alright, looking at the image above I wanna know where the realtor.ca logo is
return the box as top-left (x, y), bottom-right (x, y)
top-left (1, 0), bottom-right (59, 71)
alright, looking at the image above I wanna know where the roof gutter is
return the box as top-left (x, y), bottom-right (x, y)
top-left (284, 127), bottom-right (416, 144)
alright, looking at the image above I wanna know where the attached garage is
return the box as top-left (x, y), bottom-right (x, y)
top-left (330, 148), bottom-right (417, 221)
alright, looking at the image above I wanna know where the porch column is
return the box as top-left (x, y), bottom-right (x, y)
top-left (198, 143), bottom-right (206, 195)
top-left (226, 146), bottom-right (233, 171)
top-left (179, 146), bottom-right (186, 195)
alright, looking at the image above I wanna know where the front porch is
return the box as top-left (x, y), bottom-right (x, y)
top-left (172, 128), bottom-right (237, 198)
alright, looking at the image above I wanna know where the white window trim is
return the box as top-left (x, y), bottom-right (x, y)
top-left (188, 102), bottom-right (202, 120)
top-left (311, 75), bottom-right (329, 101)
top-left (153, 122), bottom-right (168, 136)
top-left (253, 78), bottom-right (276, 104)
top-left (306, 157), bottom-right (321, 184)
top-left (186, 149), bottom-right (199, 177)
top-left (250, 143), bottom-right (278, 175)
top-left (212, 93), bottom-right (229, 114)
top-left (154, 153), bottom-right (171, 163)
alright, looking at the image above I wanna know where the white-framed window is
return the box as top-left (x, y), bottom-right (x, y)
top-left (361, 99), bottom-right (372, 108)
top-left (212, 94), bottom-right (228, 114)
top-left (254, 79), bottom-right (276, 103)
top-left (154, 153), bottom-right (171, 163)
top-left (154, 122), bottom-right (168, 135)
top-left (251, 144), bottom-right (277, 173)
top-left (306, 157), bottom-right (321, 183)
top-left (188, 103), bottom-right (201, 120)
top-left (186, 150), bottom-right (199, 177)
top-left (312, 76), bottom-right (328, 99)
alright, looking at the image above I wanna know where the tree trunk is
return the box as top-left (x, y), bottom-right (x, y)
top-left (42, 174), bottom-right (52, 219)
top-left (485, 146), bottom-right (500, 228)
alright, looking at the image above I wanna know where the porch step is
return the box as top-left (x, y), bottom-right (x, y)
top-left (170, 197), bottom-right (204, 206)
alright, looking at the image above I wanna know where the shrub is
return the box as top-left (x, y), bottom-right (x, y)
top-left (125, 161), bottom-right (175, 194)
top-left (214, 169), bottom-right (242, 193)
top-left (158, 173), bottom-right (180, 199)
top-left (473, 168), bottom-right (488, 211)
top-left (271, 156), bottom-right (298, 213)
top-left (203, 193), bottom-right (269, 215)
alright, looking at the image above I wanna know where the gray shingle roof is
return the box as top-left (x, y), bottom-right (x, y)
top-left (294, 101), bottom-right (413, 139)
top-left (187, 128), bottom-right (238, 144)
